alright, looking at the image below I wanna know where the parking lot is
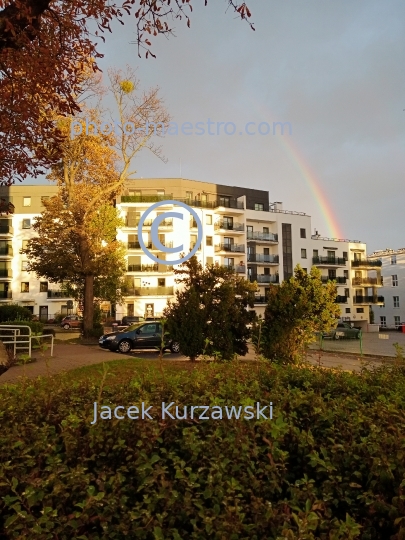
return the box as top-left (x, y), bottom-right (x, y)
top-left (309, 330), bottom-right (405, 357)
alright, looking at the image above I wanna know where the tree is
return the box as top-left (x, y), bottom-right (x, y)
top-left (164, 256), bottom-right (256, 361)
top-left (0, 0), bottom-right (254, 185)
top-left (24, 193), bottom-right (127, 336)
top-left (259, 265), bottom-right (341, 364)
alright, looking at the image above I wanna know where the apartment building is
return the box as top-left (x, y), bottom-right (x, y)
top-left (368, 248), bottom-right (405, 328)
top-left (0, 180), bottom-right (381, 330)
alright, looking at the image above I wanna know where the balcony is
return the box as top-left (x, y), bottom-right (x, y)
top-left (247, 232), bottom-right (278, 243)
top-left (125, 219), bottom-right (153, 228)
top-left (150, 241), bottom-right (173, 250)
top-left (351, 259), bottom-right (382, 268)
top-left (313, 256), bottom-right (346, 267)
top-left (128, 241), bottom-right (151, 250)
top-left (124, 286), bottom-right (174, 296)
top-left (0, 246), bottom-right (13, 256)
top-left (47, 290), bottom-right (71, 298)
top-left (335, 295), bottom-right (348, 303)
top-left (191, 242), bottom-right (201, 250)
top-left (214, 221), bottom-right (244, 232)
top-left (0, 226), bottom-right (13, 235)
top-left (0, 290), bottom-right (12, 299)
top-left (122, 194), bottom-right (173, 203)
top-left (321, 276), bottom-right (347, 284)
top-left (247, 254), bottom-right (279, 264)
top-left (128, 264), bottom-right (158, 272)
top-left (250, 274), bottom-right (279, 284)
top-left (353, 295), bottom-right (384, 305)
top-left (352, 277), bottom-right (382, 287)
top-left (253, 295), bottom-right (269, 304)
top-left (0, 269), bottom-right (12, 278)
top-left (222, 265), bottom-right (246, 273)
top-left (215, 244), bottom-right (245, 253)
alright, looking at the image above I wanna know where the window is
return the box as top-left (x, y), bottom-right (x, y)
top-left (313, 249), bottom-right (318, 258)
top-left (206, 257), bottom-right (213, 266)
top-left (393, 296), bottom-right (400, 308)
top-left (381, 276), bottom-right (384, 286)
top-left (263, 267), bottom-right (270, 275)
top-left (247, 225), bottom-right (253, 236)
top-left (158, 278), bottom-right (166, 287)
top-left (343, 252), bottom-right (348, 260)
top-left (263, 227), bottom-right (269, 234)
top-left (263, 248), bottom-right (269, 255)
top-left (345, 288), bottom-right (350, 298)
top-left (302, 268), bottom-right (307, 273)
top-left (206, 236), bottom-right (213, 246)
top-left (254, 203), bottom-right (264, 211)
top-left (391, 255), bottom-right (397, 265)
top-left (356, 308), bottom-right (364, 313)
top-left (206, 214), bottom-right (212, 225)
top-left (380, 316), bottom-right (386, 327)
top-left (21, 282), bottom-right (29, 293)
top-left (22, 219), bottom-right (31, 229)
top-left (23, 197), bottom-right (31, 207)
top-left (301, 248), bottom-right (307, 258)
top-left (40, 282), bottom-right (48, 292)
top-left (327, 250), bottom-right (336, 260)
top-left (21, 261), bottom-right (28, 271)
top-left (300, 228), bottom-right (306, 238)
top-left (282, 223), bottom-right (293, 279)
top-left (392, 275), bottom-right (398, 286)
top-left (157, 190), bottom-right (165, 197)
top-left (343, 270), bottom-right (348, 278)
top-left (41, 196), bottom-right (50, 205)
top-left (22, 240), bottom-right (29, 250)
top-left (186, 191), bottom-right (193, 200)
top-left (394, 316), bottom-right (401, 327)
top-left (345, 308), bottom-right (351, 313)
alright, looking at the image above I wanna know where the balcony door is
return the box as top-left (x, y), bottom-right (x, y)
top-left (327, 250), bottom-right (336, 262)
top-left (224, 237), bottom-right (234, 248)
top-left (223, 216), bottom-right (233, 229)
top-left (224, 257), bottom-right (234, 268)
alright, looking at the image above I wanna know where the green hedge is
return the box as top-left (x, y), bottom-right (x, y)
top-left (1, 363), bottom-right (405, 539)
top-left (0, 320), bottom-right (44, 334)
top-left (0, 304), bottom-right (33, 322)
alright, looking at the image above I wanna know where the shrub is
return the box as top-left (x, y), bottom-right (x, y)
top-left (0, 320), bottom-right (44, 335)
top-left (1, 363), bottom-right (405, 538)
top-left (85, 324), bottom-right (104, 338)
top-left (0, 304), bottom-right (33, 323)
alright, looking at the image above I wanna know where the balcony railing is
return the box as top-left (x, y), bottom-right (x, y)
top-left (125, 219), bottom-right (153, 228)
top-left (250, 274), bottom-right (279, 284)
top-left (0, 291), bottom-right (12, 299)
top-left (351, 259), bottom-right (382, 268)
top-left (247, 254), bottom-right (279, 264)
top-left (122, 194), bottom-right (173, 203)
top-left (47, 290), bottom-right (71, 298)
top-left (150, 241), bottom-right (173, 250)
top-left (335, 295), bottom-right (348, 303)
top-left (0, 247), bottom-right (13, 256)
top-left (353, 295), bottom-right (384, 304)
top-left (128, 264), bottom-right (158, 272)
top-left (222, 265), bottom-right (246, 273)
top-left (313, 257), bottom-right (346, 266)
top-left (214, 221), bottom-right (244, 232)
top-left (352, 277), bottom-right (382, 286)
top-left (124, 286), bottom-right (174, 296)
top-left (0, 269), bottom-right (12, 277)
top-left (247, 232), bottom-right (278, 242)
top-left (321, 276), bottom-right (347, 284)
top-left (215, 244), bottom-right (245, 253)
top-left (0, 226), bottom-right (13, 234)
top-left (253, 295), bottom-right (269, 304)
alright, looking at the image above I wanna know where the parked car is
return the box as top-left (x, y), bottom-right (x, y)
top-left (99, 321), bottom-right (180, 354)
top-left (322, 322), bottom-right (361, 340)
top-left (121, 315), bottom-right (145, 326)
top-left (60, 315), bottom-right (83, 330)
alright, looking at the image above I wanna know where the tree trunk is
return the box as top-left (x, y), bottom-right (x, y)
top-left (83, 274), bottom-right (94, 338)
top-left (190, 356), bottom-right (196, 362)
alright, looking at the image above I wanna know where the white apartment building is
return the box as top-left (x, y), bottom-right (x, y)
top-left (368, 248), bottom-right (405, 328)
top-left (0, 180), bottom-right (381, 330)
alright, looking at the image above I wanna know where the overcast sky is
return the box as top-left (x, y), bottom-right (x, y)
top-left (34, 0), bottom-right (405, 252)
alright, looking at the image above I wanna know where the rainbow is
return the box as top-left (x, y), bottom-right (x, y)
top-left (277, 135), bottom-right (344, 239)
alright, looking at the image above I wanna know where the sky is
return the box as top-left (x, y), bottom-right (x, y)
top-left (32, 0), bottom-right (405, 253)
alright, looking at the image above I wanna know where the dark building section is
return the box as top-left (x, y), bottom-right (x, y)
top-left (282, 223), bottom-right (293, 280)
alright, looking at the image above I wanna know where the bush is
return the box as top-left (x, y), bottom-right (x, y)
top-left (0, 304), bottom-right (33, 323)
top-left (1, 363), bottom-right (405, 538)
top-left (85, 324), bottom-right (104, 338)
top-left (0, 320), bottom-right (44, 335)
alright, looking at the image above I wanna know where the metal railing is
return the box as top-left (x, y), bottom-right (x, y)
top-left (128, 264), bottom-right (158, 272)
top-left (123, 286), bottom-right (174, 296)
top-left (248, 254), bottom-right (279, 264)
top-left (0, 291), bottom-right (12, 299)
top-left (335, 295), bottom-right (348, 303)
top-left (351, 259), bottom-right (382, 268)
top-left (0, 325), bottom-right (54, 357)
top-left (313, 256), bottom-right (347, 266)
top-left (353, 295), bottom-right (384, 304)
top-left (0, 246), bottom-right (12, 255)
top-left (221, 265), bottom-right (246, 273)
top-left (321, 276), bottom-right (347, 284)
top-left (247, 232), bottom-right (278, 242)
top-left (122, 194), bottom-right (173, 203)
top-left (250, 274), bottom-right (279, 284)
top-left (214, 221), bottom-right (244, 232)
top-left (253, 296), bottom-right (269, 304)
top-left (47, 290), bottom-right (71, 298)
top-left (126, 219), bottom-right (153, 227)
top-left (0, 268), bottom-right (12, 277)
top-left (0, 226), bottom-right (13, 234)
top-left (311, 235), bottom-right (362, 243)
top-left (352, 277), bottom-right (382, 286)
top-left (215, 244), bottom-right (245, 253)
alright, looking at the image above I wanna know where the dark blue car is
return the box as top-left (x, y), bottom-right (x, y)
top-left (99, 322), bottom-right (180, 354)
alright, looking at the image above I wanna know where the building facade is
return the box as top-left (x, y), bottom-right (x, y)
top-left (368, 248), bottom-right (405, 328)
top-left (0, 180), bottom-right (382, 329)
